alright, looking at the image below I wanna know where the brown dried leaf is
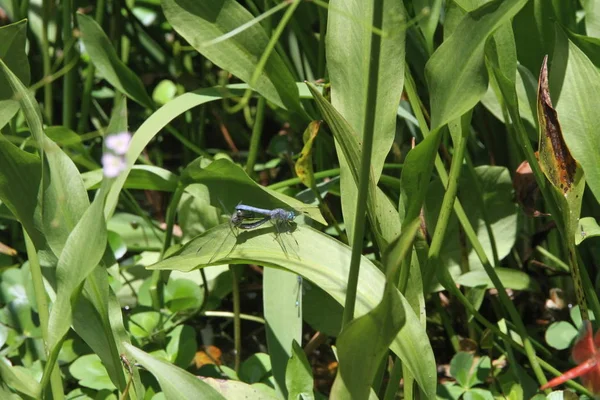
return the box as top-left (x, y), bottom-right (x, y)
top-left (536, 55), bottom-right (578, 195)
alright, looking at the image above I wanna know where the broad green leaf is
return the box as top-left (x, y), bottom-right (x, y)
top-left (124, 343), bottom-right (226, 400)
top-left (545, 321), bottom-right (578, 350)
top-left (551, 28), bottom-right (600, 204)
top-left (426, 0), bottom-right (527, 129)
top-left (582, 0), bottom-right (600, 38)
top-left (399, 127), bottom-right (443, 224)
top-left (306, 82), bottom-right (400, 247)
top-left (331, 281), bottom-right (404, 399)
top-left (69, 354), bottom-right (116, 391)
top-left (264, 267), bottom-right (301, 397)
top-left (285, 340), bottom-right (314, 400)
top-left (0, 134), bottom-right (44, 247)
top-left (563, 28), bottom-right (600, 69)
top-left (0, 20), bottom-right (29, 129)
top-left (327, 0), bottom-right (406, 180)
top-left (107, 213), bottom-right (165, 252)
top-left (326, 0), bottom-right (405, 246)
top-left (149, 224), bottom-right (436, 398)
top-left (46, 182), bottom-right (109, 356)
top-left (240, 353), bottom-right (272, 385)
top-left (0, 58), bottom-right (89, 256)
top-left (166, 325), bottom-right (197, 368)
top-left (450, 352), bottom-right (474, 388)
top-left (200, 378), bottom-right (279, 400)
top-left (576, 217), bottom-right (600, 245)
top-left (481, 64), bottom-right (537, 129)
top-left (165, 279), bottom-right (204, 312)
top-left (72, 275), bottom-right (127, 392)
top-left (0, 359), bottom-right (41, 398)
top-left (161, 0), bottom-right (300, 112)
top-left (455, 268), bottom-right (539, 292)
top-left (77, 13), bottom-right (154, 109)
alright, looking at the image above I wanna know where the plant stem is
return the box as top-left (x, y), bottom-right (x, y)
top-left (230, 266), bottom-right (242, 373)
top-left (341, 0), bottom-right (384, 327)
top-left (245, 97), bottom-right (266, 174)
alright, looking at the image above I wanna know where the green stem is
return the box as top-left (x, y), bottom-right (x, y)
top-left (245, 96), bottom-right (266, 174)
top-left (230, 266), bottom-right (242, 373)
top-left (201, 311), bottom-right (265, 324)
top-left (421, 128), bottom-right (467, 290)
top-left (341, 0), bottom-right (384, 328)
top-left (62, 0), bottom-right (76, 129)
top-left (159, 183), bottom-right (185, 260)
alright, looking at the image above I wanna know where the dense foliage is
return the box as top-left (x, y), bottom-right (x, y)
top-left (0, 0), bottom-right (599, 399)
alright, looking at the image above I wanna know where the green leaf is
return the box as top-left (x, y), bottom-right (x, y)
top-left (450, 352), bottom-right (474, 388)
top-left (582, 0), bottom-right (600, 38)
top-left (576, 217), bottom-right (600, 245)
top-left (551, 28), bottom-right (600, 204)
top-left (200, 378), bottom-right (279, 400)
top-left (481, 64), bottom-right (537, 129)
top-left (330, 282), bottom-right (405, 399)
top-left (0, 58), bottom-right (90, 256)
top-left (327, 0), bottom-right (406, 179)
top-left (264, 268), bottom-right (301, 397)
top-left (46, 183), bottom-right (109, 351)
top-left (149, 224), bottom-right (436, 398)
top-left (455, 268), bottom-right (539, 292)
top-left (166, 325), bottom-right (197, 368)
top-left (0, 134), bottom-right (44, 247)
top-left (161, 0), bottom-right (300, 112)
top-left (0, 358), bottom-right (41, 398)
top-left (0, 20), bottom-right (29, 129)
top-left (545, 321), bottom-right (578, 350)
top-left (128, 311), bottom-right (161, 340)
top-left (77, 13), bottom-right (154, 109)
top-left (69, 354), bottom-right (116, 391)
top-left (107, 213), bottom-right (165, 251)
top-left (285, 340), bottom-right (314, 400)
top-left (124, 343), bottom-right (226, 400)
top-left (165, 279), bottom-right (204, 312)
top-left (426, 0), bottom-right (527, 129)
top-left (239, 353), bottom-right (272, 384)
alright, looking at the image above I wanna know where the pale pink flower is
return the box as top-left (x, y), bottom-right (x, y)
top-left (102, 153), bottom-right (126, 178)
top-left (105, 132), bottom-right (132, 155)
